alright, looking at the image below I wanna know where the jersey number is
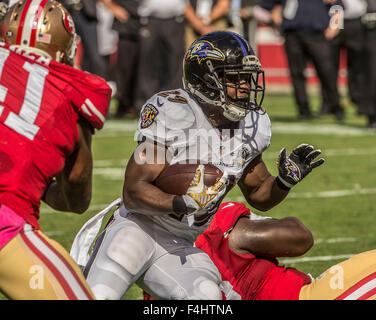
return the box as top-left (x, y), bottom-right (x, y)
top-left (157, 90), bottom-right (188, 104)
top-left (0, 48), bottom-right (49, 140)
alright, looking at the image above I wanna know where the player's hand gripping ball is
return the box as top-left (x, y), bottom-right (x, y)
top-left (185, 164), bottom-right (227, 206)
top-left (182, 165), bottom-right (228, 225)
top-left (155, 164), bottom-right (229, 226)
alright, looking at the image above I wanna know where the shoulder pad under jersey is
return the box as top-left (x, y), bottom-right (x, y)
top-left (51, 62), bottom-right (112, 130)
top-left (138, 89), bottom-right (197, 145)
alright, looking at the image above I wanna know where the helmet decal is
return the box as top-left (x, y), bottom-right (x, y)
top-left (29, 0), bottom-right (49, 47)
top-left (63, 13), bottom-right (75, 34)
top-left (186, 40), bottom-right (225, 64)
top-left (36, 32), bottom-right (51, 44)
top-left (16, 0), bottom-right (49, 47)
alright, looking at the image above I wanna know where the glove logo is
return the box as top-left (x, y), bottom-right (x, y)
top-left (285, 159), bottom-right (301, 182)
top-left (277, 145), bottom-right (324, 189)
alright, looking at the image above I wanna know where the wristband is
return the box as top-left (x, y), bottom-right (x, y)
top-left (172, 195), bottom-right (188, 215)
top-left (275, 176), bottom-right (291, 191)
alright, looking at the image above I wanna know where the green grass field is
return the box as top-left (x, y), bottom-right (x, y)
top-left (3, 92), bottom-right (376, 300)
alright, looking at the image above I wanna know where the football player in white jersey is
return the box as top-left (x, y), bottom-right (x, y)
top-left (72, 31), bottom-right (325, 300)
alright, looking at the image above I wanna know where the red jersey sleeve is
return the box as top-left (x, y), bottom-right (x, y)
top-left (207, 202), bottom-right (251, 234)
top-left (49, 61), bottom-right (111, 130)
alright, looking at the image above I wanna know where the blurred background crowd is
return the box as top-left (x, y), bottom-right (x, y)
top-left (35, 0), bottom-right (376, 128)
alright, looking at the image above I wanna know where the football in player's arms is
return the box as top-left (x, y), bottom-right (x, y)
top-left (0, 0), bottom-right (111, 300)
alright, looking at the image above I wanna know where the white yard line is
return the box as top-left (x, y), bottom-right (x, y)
top-left (287, 188), bottom-right (376, 199)
top-left (96, 121), bottom-right (138, 138)
top-left (101, 121), bottom-right (138, 132)
top-left (94, 147), bottom-right (376, 166)
top-left (314, 237), bottom-right (357, 244)
top-left (94, 159), bottom-right (128, 167)
top-left (323, 147), bottom-right (376, 157)
top-left (263, 147), bottom-right (376, 160)
top-left (40, 204), bottom-right (109, 214)
top-left (271, 122), bottom-right (376, 136)
top-left (93, 168), bottom-right (125, 180)
top-left (280, 254), bottom-right (354, 264)
top-left (227, 186), bottom-right (376, 202)
top-left (44, 231), bottom-right (66, 236)
top-left (280, 238), bottom-right (357, 264)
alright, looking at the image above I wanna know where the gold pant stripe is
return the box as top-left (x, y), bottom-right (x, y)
top-left (0, 226), bottom-right (94, 300)
top-left (299, 249), bottom-right (376, 300)
top-left (27, 229), bottom-right (93, 299)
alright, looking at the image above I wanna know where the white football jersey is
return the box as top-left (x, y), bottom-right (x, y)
top-left (133, 88), bottom-right (271, 243)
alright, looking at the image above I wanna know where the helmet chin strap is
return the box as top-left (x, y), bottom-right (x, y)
top-left (222, 103), bottom-right (248, 122)
top-left (219, 88), bottom-right (247, 122)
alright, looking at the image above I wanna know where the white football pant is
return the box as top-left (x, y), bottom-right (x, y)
top-left (83, 209), bottom-right (222, 300)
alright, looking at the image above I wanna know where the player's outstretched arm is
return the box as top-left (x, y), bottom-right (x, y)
top-left (42, 118), bottom-right (93, 213)
top-left (239, 145), bottom-right (324, 212)
top-left (238, 154), bottom-right (289, 212)
top-left (228, 216), bottom-right (314, 258)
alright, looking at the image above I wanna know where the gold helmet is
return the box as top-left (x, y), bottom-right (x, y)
top-left (0, 0), bottom-right (77, 65)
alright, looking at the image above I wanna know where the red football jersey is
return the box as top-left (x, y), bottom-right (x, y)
top-left (195, 202), bottom-right (311, 300)
top-left (0, 43), bottom-right (111, 229)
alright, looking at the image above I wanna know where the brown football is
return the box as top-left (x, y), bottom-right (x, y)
top-left (155, 163), bottom-right (223, 195)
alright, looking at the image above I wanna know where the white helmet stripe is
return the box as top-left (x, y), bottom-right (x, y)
top-left (19, 0), bottom-right (45, 47)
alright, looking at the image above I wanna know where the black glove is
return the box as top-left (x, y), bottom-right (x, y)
top-left (276, 144), bottom-right (325, 189)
